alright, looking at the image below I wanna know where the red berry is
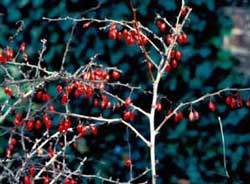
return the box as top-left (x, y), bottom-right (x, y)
top-left (140, 35), bottom-right (148, 45)
top-left (86, 87), bottom-right (93, 98)
top-left (43, 176), bottom-right (50, 184)
top-left (116, 32), bottom-right (122, 39)
top-left (77, 124), bottom-right (87, 136)
top-left (193, 111), bottom-right (199, 120)
top-left (74, 89), bottom-right (81, 97)
top-left (6, 48), bottom-right (14, 59)
top-left (93, 98), bottom-right (99, 107)
top-left (4, 87), bottom-right (13, 97)
top-left (58, 125), bottom-right (63, 133)
top-left (48, 146), bottom-right (54, 158)
top-left (6, 148), bottom-right (12, 157)
top-left (230, 98), bottom-right (237, 109)
top-left (10, 138), bottom-right (17, 145)
top-left (124, 158), bottom-right (132, 167)
top-left (182, 34), bottom-right (188, 43)
top-left (122, 29), bottom-right (129, 37)
top-left (20, 42), bottom-right (26, 52)
top-left (125, 97), bottom-right (132, 107)
top-left (48, 105), bottom-right (55, 112)
top-left (155, 102), bottom-right (162, 111)
top-left (123, 111), bottom-right (130, 120)
top-left (35, 120), bottom-right (42, 129)
top-left (170, 50), bottom-right (175, 58)
top-left (171, 59), bottom-right (178, 69)
top-left (175, 51), bottom-right (182, 60)
top-left (188, 111), bottom-right (194, 121)
top-left (26, 120), bottom-right (34, 131)
top-left (147, 62), bottom-right (152, 71)
top-left (24, 176), bottom-right (31, 184)
top-left (246, 100), bottom-right (250, 107)
top-left (45, 120), bottom-right (52, 129)
top-left (174, 112), bottom-right (183, 122)
top-left (42, 93), bottom-right (51, 102)
top-left (64, 119), bottom-right (71, 130)
top-left (15, 113), bottom-right (22, 121)
top-left (238, 98), bottom-right (243, 107)
top-left (56, 85), bottom-right (63, 93)
top-left (8, 143), bottom-right (15, 150)
top-left (123, 111), bottom-right (134, 121)
top-left (208, 101), bottom-right (216, 112)
top-left (181, 7), bottom-right (187, 16)
top-left (189, 111), bottom-right (199, 121)
top-left (126, 36), bottom-right (135, 45)
top-left (165, 34), bottom-right (172, 45)
top-left (129, 111), bottom-right (135, 120)
top-left (0, 55), bottom-right (7, 64)
top-left (226, 96), bottom-right (232, 105)
top-left (29, 166), bottom-right (35, 177)
top-left (82, 22), bottom-right (91, 28)
top-left (109, 30), bottom-right (117, 39)
top-left (112, 71), bottom-right (120, 80)
top-left (64, 178), bottom-right (71, 184)
top-left (165, 63), bottom-right (171, 72)
top-left (80, 126), bottom-right (87, 136)
top-left (36, 91), bottom-right (43, 99)
top-left (157, 20), bottom-right (166, 32)
top-left (14, 119), bottom-right (20, 127)
top-left (66, 85), bottom-right (73, 94)
top-left (61, 94), bottom-right (68, 105)
top-left (43, 114), bottom-right (49, 123)
top-left (100, 100), bottom-right (107, 109)
top-left (71, 179), bottom-right (77, 184)
top-left (90, 125), bottom-right (98, 135)
top-left (177, 35), bottom-right (184, 44)
top-left (110, 23), bottom-right (116, 30)
top-left (107, 101), bottom-right (111, 108)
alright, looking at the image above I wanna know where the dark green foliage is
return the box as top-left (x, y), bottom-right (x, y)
top-left (0, 0), bottom-right (249, 183)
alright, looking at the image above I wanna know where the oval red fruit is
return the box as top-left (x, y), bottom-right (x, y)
top-left (90, 126), bottom-right (98, 135)
top-left (29, 166), bottom-right (35, 177)
top-left (24, 176), bottom-right (31, 184)
top-left (56, 85), bottom-right (63, 93)
top-left (208, 101), bottom-right (216, 112)
top-left (125, 158), bottom-right (132, 167)
top-left (112, 71), bottom-right (120, 80)
top-left (181, 7), bottom-right (187, 16)
top-left (155, 102), bottom-right (162, 111)
top-left (157, 20), bottom-right (166, 32)
top-left (35, 120), bottom-right (42, 129)
top-left (175, 51), bottom-right (182, 60)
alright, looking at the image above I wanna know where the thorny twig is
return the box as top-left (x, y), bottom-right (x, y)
top-left (0, 1), bottom-right (249, 183)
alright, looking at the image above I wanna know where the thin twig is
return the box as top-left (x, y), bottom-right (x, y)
top-left (218, 116), bottom-right (230, 178)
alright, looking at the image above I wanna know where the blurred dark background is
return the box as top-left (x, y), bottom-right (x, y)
top-left (0, 0), bottom-right (250, 184)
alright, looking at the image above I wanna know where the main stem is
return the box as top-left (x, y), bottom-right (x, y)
top-left (149, 74), bottom-right (160, 184)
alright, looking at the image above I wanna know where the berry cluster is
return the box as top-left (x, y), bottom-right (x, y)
top-left (0, 42), bottom-right (27, 64)
top-left (23, 171), bottom-right (51, 184)
top-left (165, 50), bottom-right (183, 71)
top-left (0, 47), bottom-right (13, 64)
top-left (1, 1), bottom-right (249, 184)
top-left (108, 23), bottom-right (148, 45)
top-left (171, 94), bottom-right (250, 123)
top-left (225, 94), bottom-right (244, 109)
top-left (76, 124), bottom-right (98, 136)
